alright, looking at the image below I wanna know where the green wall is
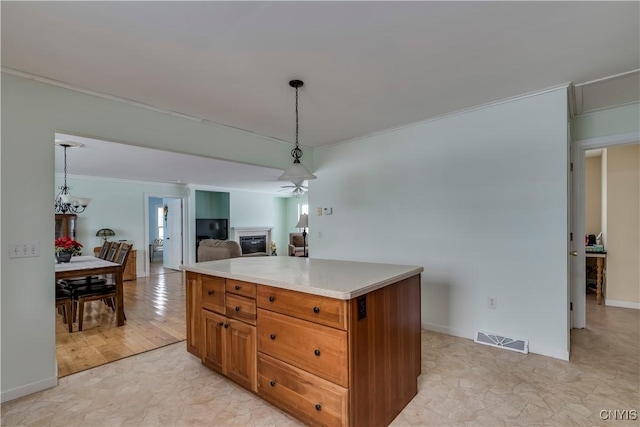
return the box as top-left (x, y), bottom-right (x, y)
top-left (195, 190), bottom-right (230, 219)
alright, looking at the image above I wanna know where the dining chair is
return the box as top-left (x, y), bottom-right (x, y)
top-left (106, 242), bottom-right (120, 262)
top-left (72, 243), bottom-right (132, 331)
top-left (98, 241), bottom-right (112, 259)
top-left (55, 283), bottom-right (73, 333)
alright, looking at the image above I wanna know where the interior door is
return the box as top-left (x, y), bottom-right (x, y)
top-left (163, 198), bottom-right (183, 270)
top-left (570, 135), bottom-right (586, 329)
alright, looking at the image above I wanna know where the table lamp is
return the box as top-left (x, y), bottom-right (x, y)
top-left (96, 228), bottom-right (116, 242)
top-left (295, 214), bottom-right (309, 257)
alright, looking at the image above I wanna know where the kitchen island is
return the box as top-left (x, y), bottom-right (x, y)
top-left (183, 256), bottom-right (423, 427)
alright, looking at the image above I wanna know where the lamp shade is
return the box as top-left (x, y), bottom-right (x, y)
top-left (278, 162), bottom-right (317, 182)
top-left (295, 214), bottom-right (309, 229)
top-left (96, 228), bottom-right (116, 240)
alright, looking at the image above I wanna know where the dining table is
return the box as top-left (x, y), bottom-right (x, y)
top-left (55, 255), bottom-right (125, 326)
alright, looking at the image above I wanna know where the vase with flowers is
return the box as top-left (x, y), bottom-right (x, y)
top-left (55, 236), bottom-right (83, 263)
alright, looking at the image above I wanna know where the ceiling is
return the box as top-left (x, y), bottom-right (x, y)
top-left (4, 2), bottom-right (639, 192)
top-left (54, 133), bottom-right (290, 194)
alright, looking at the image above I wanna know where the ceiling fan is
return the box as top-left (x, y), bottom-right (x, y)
top-left (279, 180), bottom-right (307, 197)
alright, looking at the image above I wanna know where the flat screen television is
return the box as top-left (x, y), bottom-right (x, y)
top-left (196, 218), bottom-right (228, 240)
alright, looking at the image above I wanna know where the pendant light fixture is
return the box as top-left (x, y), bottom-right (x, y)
top-left (54, 141), bottom-right (91, 214)
top-left (278, 79), bottom-right (317, 184)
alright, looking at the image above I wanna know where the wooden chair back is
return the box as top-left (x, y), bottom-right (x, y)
top-left (98, 241), bottom-right (112, 259)
top-left (106, 242), bottom-right (120, 262)
top-left (115, 243), bottom-right (133, 266)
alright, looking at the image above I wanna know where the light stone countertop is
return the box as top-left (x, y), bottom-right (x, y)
top-left (182, 256), bottom-right (423, 300)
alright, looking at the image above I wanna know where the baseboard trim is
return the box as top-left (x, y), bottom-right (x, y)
top-left (605, 299), bottom-right (640, 310)
top-left (528, 343), bottom-right (569, 361)
top-left (421, 322), bottom-right (569, 361)
top-left (1, 376), bottom-right (58, 403)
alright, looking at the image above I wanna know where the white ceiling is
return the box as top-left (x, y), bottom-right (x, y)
top-left (4, 2), bottom-right (640, 192)
top-left (54, 133), bottom-right (290, 195)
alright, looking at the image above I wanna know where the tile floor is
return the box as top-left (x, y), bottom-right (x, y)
top-left (2, 294), bottom-right (638, 426)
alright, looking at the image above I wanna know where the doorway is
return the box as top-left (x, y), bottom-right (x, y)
top-left (145, 194), bottom-right (186, 275)
top-left (570, 132), bottom-right (640, 329)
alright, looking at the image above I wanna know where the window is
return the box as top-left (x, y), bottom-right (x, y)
top-left (298, 203), bottom-right (309, 216)
top-left (157, 206), bottom-right (164, 239)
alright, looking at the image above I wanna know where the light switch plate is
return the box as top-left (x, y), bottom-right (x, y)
top-left (323, 207), bottom-right (333, 215)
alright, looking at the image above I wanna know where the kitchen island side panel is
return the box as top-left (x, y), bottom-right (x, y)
top-left (349, 274), bottom-right (421, 427)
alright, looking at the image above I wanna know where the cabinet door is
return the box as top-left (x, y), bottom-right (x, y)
top-left (123, 250), bottom-right (137, 281)
top-left (186, 273), bottom-right (202, 357)
top-left (226, 319), bottom-right (257, 392)
top-left (202, 309), bottom-right (226, 374)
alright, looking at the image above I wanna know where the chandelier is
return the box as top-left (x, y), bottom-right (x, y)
top-left (54, 141), bottom-right (91, 214)
top-left (278, 79), bottom-right (316, 190)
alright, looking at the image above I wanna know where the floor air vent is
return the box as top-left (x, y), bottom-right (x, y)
top-left (474, 331), bottom-right (529, 354)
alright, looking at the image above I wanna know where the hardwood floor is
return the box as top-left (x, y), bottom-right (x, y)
top-left (55, 264), bottom-right (185, 377)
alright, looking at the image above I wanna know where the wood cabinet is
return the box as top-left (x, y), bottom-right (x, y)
top-left (186, 272), bottom-right (202, 357)
top-left (195, 274), bottom-right (258, 392)
top-left (55, 214), bottom-right (77, 239)
top-left (123, 250), bottom-right (137, 281)
top-left (185, 270), bottom-right (421, 427)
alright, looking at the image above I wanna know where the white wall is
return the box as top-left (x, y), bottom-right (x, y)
top-left (311, 88), bottom-right (570, 359)
top-left (1, 73), bottom-right (301, 401)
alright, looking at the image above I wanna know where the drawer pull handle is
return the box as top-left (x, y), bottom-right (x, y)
top-left (270, 380), bottom-right (276, 387)
top-left (235, 306), bottom-right (240, 312)
top-left (224, 323), bottom-right (229, 328)
top-left (218, 322), bottom-right (224, 327)
top-left (314, 349), bottom-right (321, 356)
top-left (313, 306), bottom-right (320, 314)
top-left (208, 290), bottom-right (214, 296)
top-left (269, 296), bottom-right (275, 302)
top-left (315, 404), bottom-right (322, 411)
top-left (235, 285), bottom-right (240, 290)
top-left (270, 334), bottom-right (276, 340)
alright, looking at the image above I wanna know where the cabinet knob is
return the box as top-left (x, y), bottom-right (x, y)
top-left (270, 380), bottom-right (276, 387)
top-left (313, 306), bottom-right (320, 314)
top-left (218, 322), bottom-right (224, 327)
top-left (235, 306), bottom-right (240, 312)
top-left (269, 296), bottom-right (275, 302)
top-left (235, 285), bottom-right (240, 290)
top-left (315, 404), bottom-right (322, 411)
top-left (208, 290), bottom-right (214, 296)
top-left (270, 334), bottom-right (276, 340)
top-left (314, 349), bottom-right (321, 356)
top-left (224, 323), bottom-right (229, 328)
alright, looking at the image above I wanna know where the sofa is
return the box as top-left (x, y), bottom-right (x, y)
top-left (197, 239), bottom-right (242, 262)
top-left (288, 233), bottom-right (308, 257)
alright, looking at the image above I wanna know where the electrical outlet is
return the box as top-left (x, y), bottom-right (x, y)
top-left (487, 297), bottom-right (497, 310)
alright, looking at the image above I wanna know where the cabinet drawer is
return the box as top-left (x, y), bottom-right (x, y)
top-left (257, 309), bottom-right (348, 387)
top-left (226, 294), bottom-right (256, 325)
top-left (201, 276), bottom-right (225, 314)
top-left (257, 285), bottom-right (348, 330)
top-left (258, 353), bottom-right (347, 427)
top-left (226, 279), bottom-right (257, 299)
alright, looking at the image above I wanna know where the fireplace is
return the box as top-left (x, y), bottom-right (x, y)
top-left (232, 227), bottom-right (272, 256)
top-left (240, 235), bottom-right (267, 255)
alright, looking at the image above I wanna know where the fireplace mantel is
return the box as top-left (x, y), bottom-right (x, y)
top-left (231, 227), bottom-right (272, 256)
